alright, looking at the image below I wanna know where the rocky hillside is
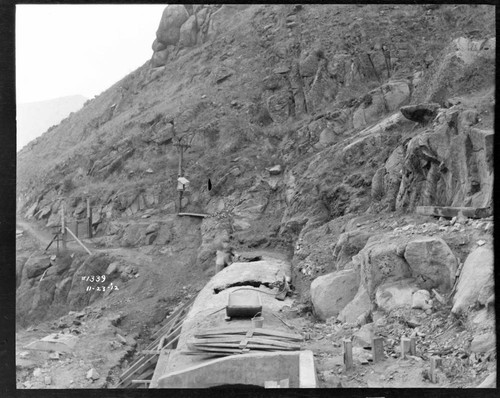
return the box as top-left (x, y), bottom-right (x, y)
top-left (16, 4), bottom-right (495, 389)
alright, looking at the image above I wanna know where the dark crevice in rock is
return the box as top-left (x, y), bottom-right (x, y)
top-left (213, 280), bottom-right (274, 294)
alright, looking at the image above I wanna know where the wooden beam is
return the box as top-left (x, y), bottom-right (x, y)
top-left (195, 327), bottom-right (303, 341)
top-left (65, 227), bottom-right (92, 255)
top-left (416, 206), bottom-right (492, 219)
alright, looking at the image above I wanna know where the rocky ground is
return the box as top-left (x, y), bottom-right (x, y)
top-left (15, 3), bottom-right (495, 390)
top-left (16, 210), bottom-right (495, 388)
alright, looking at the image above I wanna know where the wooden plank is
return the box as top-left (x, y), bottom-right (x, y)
top-left (158, 322), bottom-right (184, 349)
top-left (119, 354), bottom-right (156, 382)
top-left (120, 357), bottom-right (158, 387)
top-left (116, 297), bottom-right (195, 388)
top-left (195, 327), bottom-right (303, 341)
top-left (416, 206), bottom-right (492, 219)
top-left (131, 380), bottom-right (151, 384)
top-left (189, 342), bottom-right (297, 351)
top-left (197, 333), bottom-right (295, 342)
top-left (190, 337), bottom-right (301, 349)
top-left (151, 296), bottom-right (195, 339)
top-left (185, 346), bottom-right (252, 354)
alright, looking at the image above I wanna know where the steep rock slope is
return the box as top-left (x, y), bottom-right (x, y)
top-left (17, 3), bottom-right (494, 318)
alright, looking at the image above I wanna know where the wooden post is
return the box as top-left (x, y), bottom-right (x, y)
top-left (174, 140), bottom-right (190, 214)
top-left (400, 337), bottom-right (411, 359)
top-left (87, 198), bottom-right (92, 238)
top-left (410, 336), bottom-right (417, 356)
top-left (75, 220), bottom-right (79, 238)
top-left (430, 356), bottom-right (442, 383)
top-left (343, 338), bottom-right (353, 370)
top-left (60, 203), bottom-right (67, 250)
top-left (372, 336), bottom-right (384, 363)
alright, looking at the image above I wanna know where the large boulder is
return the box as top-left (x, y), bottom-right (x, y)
top-left (179, 14), bottom-right (198, 48)
top-left (404, 236), bottom-right (457, 291)
top-left (470, 332), bottom-right (495, 354)
top-left (155, 5), bottom-right (190, 46)
top-left (310, 269), bottom-right (359, 321)
top-left (354, 235), bottom-right (412, 299)
top-left (452, 246), bottom-right (494, 315)
top-left (375, 278), bottom-right (419, 312)
top-left (24, 256), bottom-right (52, 279)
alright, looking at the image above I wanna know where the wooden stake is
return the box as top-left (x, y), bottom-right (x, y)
top-left (372, 336), bottom-right (384, 363)
top-left (400, 337), bottom-right (411, 359)
top-left (410, 336), bottom-right (417, 356)
top-left (430, 356), bottom-right (442, 383)
top-left (60, 203), bottom-right (67, 250)
top-left (343, 338), bottom-right (353, 370)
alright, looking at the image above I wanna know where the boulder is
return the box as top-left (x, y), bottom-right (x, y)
top-left (24, 256), bottom-right (52, 279)
top-left (151, 48), bottom-right (170, 68)
top-left (179, 14), bottom-right (198, 48)
top-left (268, 165), bottom-right (282, 175)
top-left (353, 323), bottom-right (374, 348)
top-left (310, 269), bottom-right (359, 321)
top-left (470, 332), bottom-right (495, 354)
top-left (25, 202), bottom-right (38, 219)
top-left (452, 246), bottom-right (494, 314)
top-left (375, 278), bottom-right (418, 312)
top-left (299, 49), bottom-right (322, 77)
top-left (86, 368), bottom-right (100, 381)
top-left (155, 5), bottom-right (190, 46)
top-left (337, 285), bottom-right (371, 324)
top-left (318, 127), bottom-right (336, 145)
top-left (146, 223), bottom-right (160, 235)
top-left (354, 235), bottom-right (412, 298)
top-left (404, 236), bottom-right (457, 291)
top-left (411, 289), bottom-right (432, 310)
top-left (266, 90), bottom-right (291, 123)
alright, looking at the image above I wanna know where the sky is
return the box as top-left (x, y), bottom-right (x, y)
top-left (16, 4), bottom-right (168, 104)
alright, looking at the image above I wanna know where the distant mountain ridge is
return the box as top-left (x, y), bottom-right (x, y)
top-left (17, 94), bottom-right (87, 151)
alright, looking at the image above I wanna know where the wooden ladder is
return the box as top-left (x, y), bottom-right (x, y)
top-left (113, 295), bottom-right (196, 388)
